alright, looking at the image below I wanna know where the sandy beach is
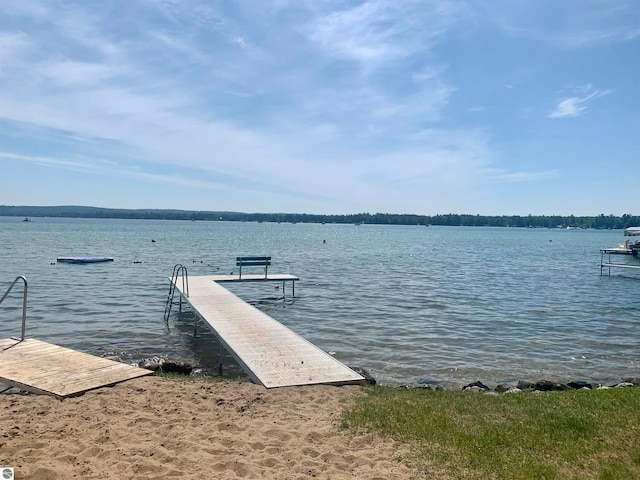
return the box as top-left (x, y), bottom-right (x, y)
top-left (0, 376), bottom-right (417, 479)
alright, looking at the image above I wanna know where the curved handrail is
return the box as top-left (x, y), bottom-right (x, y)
top-left (164, 265), bottom-right (189, 322)
top-left (174, 264), bottom-right (189, 298)
top-left (0, 276), bottom-right (28, 341)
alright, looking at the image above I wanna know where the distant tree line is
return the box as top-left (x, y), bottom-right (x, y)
top-left (1, 205), bottom-right (638, 229)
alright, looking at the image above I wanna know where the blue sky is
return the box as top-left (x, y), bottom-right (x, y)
top-left (0, 0), bottom-right (638, 215)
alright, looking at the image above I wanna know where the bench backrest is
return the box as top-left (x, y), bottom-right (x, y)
top-left (236, 256), bottom-right (271, 279)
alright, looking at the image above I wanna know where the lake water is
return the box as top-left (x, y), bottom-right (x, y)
top-left (1, 216), bottom-right (638, 388)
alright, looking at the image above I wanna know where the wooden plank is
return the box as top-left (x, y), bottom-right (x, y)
top-left (0, 338), bottom-right (152, 398)
top-left (172, 276), bottom-right (364, 388)
top-left (16, 366), bottom-right (146, 396)
top-left (3, 365), bottom-right (150, 398)
top-left (0, 342), bottom-right (101, 367)
top-left (7, 365), bottom-right (139, 393)
top-left (0, 342), bottom-right (147, 380)
top-left (0, 352), bottom-right (134, 380)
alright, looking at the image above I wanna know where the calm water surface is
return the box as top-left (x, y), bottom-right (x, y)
top-left (1, 217), bottom-right (638, 388)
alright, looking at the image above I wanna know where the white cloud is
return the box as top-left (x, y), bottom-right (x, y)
top-left (306, 0), bottom-right (466, 67)
top-left (0, 0), bottom-right (49, 18)
top-left (559, 27), bottom-right (640, 48)
top-left (549, 86), bottom-right (611, 119)
top-left (0, 151), bottom-right (114, 174)
top-left (41, 61), bottom-right (125, 86)
top-left (549, 98), bottom-right (586, 119)
top-left (483, 0), bottom-right (640, 48)
top-left (490, 170), bottom-right (558, 183)
top-left (0, 32), bottom-right (32, 64)
top-left (3, 0), bottom-right (632, 214)
top-left (307, 2), bottom-right (401, 65)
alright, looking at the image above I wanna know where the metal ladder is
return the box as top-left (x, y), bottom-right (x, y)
top-left (0, 276), bottom-right (28, 342)
top-left (164, 264), bottom-right (189, 322)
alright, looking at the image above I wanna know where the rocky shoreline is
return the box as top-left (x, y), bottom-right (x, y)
top-left (406, 377), bottom-right (640, 393)
top-left (97, 348), bottom-right (640, 394)
top-left (132, 359), bottom-right (640, 394)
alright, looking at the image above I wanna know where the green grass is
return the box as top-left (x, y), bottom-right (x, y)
top-left (341, 387), bottom-right (640, 479)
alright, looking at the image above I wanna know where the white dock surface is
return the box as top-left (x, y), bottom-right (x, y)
top-left (172, 276), bottom-right (365, 388)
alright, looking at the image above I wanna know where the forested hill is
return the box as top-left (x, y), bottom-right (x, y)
top-left (1, 205), bottom-right (638, 229)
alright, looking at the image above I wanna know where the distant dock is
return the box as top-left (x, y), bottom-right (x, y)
top-left (600, 250), bottom-right (640, 276)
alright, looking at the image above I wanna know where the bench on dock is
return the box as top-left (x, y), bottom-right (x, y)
top-left (236, 256), bottom-right (271, 279)
top-left (174, 258), bottom-right (300, 297)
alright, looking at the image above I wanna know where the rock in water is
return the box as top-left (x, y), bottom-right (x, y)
top-left (349, 366), bottom-right (376, 385)
top-left (462, 380), bottom-right (490, 391)
top-left (533, 380), bottom-right (571, 391)
top-left (161, 361), bottom-right (193, 375)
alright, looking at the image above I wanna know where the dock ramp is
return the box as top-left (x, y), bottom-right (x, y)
top-left (0, 275), bottom-right (152, 398)
top-left (0, 338), bottom-right (152, 399)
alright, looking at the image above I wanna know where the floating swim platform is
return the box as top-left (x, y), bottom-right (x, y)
top-left (57, 256), bottom-right (114, 264)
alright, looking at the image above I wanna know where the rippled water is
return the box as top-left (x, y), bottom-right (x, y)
top-left (1, 216), bottom-right (638, 387)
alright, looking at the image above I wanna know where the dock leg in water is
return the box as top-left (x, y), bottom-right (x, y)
top-left (218, 342), bottom-right (224, 376)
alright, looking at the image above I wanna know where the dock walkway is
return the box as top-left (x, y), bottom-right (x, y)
top-left (171, 275), bottom-right (365, 388)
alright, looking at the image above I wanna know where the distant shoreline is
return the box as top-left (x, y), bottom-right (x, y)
top-left (2, 205), bottom-right (638, 229)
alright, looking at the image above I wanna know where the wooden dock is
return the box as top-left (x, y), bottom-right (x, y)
top-left (171, 276), bottom-right (365, 388)
top-left (0, 338), bottom-right (152, 398)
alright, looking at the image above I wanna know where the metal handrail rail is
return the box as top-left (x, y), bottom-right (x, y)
top-left (169, 263), bottom-right (189, 298)
top-left (176, 264), bottom-right (189, 298)
top-left (0, 276), bottom-right (28, 341)
top-left (164, 264), bottom-right (189, 322)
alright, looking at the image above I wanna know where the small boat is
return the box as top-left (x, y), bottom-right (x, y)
top-left (601, 227), bottom-right (640, 256)
top-left (22, 217), bottom-right (32, 222)
top-left (56, 256), bottom-right (114, 264)
top-left (625, 227), bottom-right (640, 256)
